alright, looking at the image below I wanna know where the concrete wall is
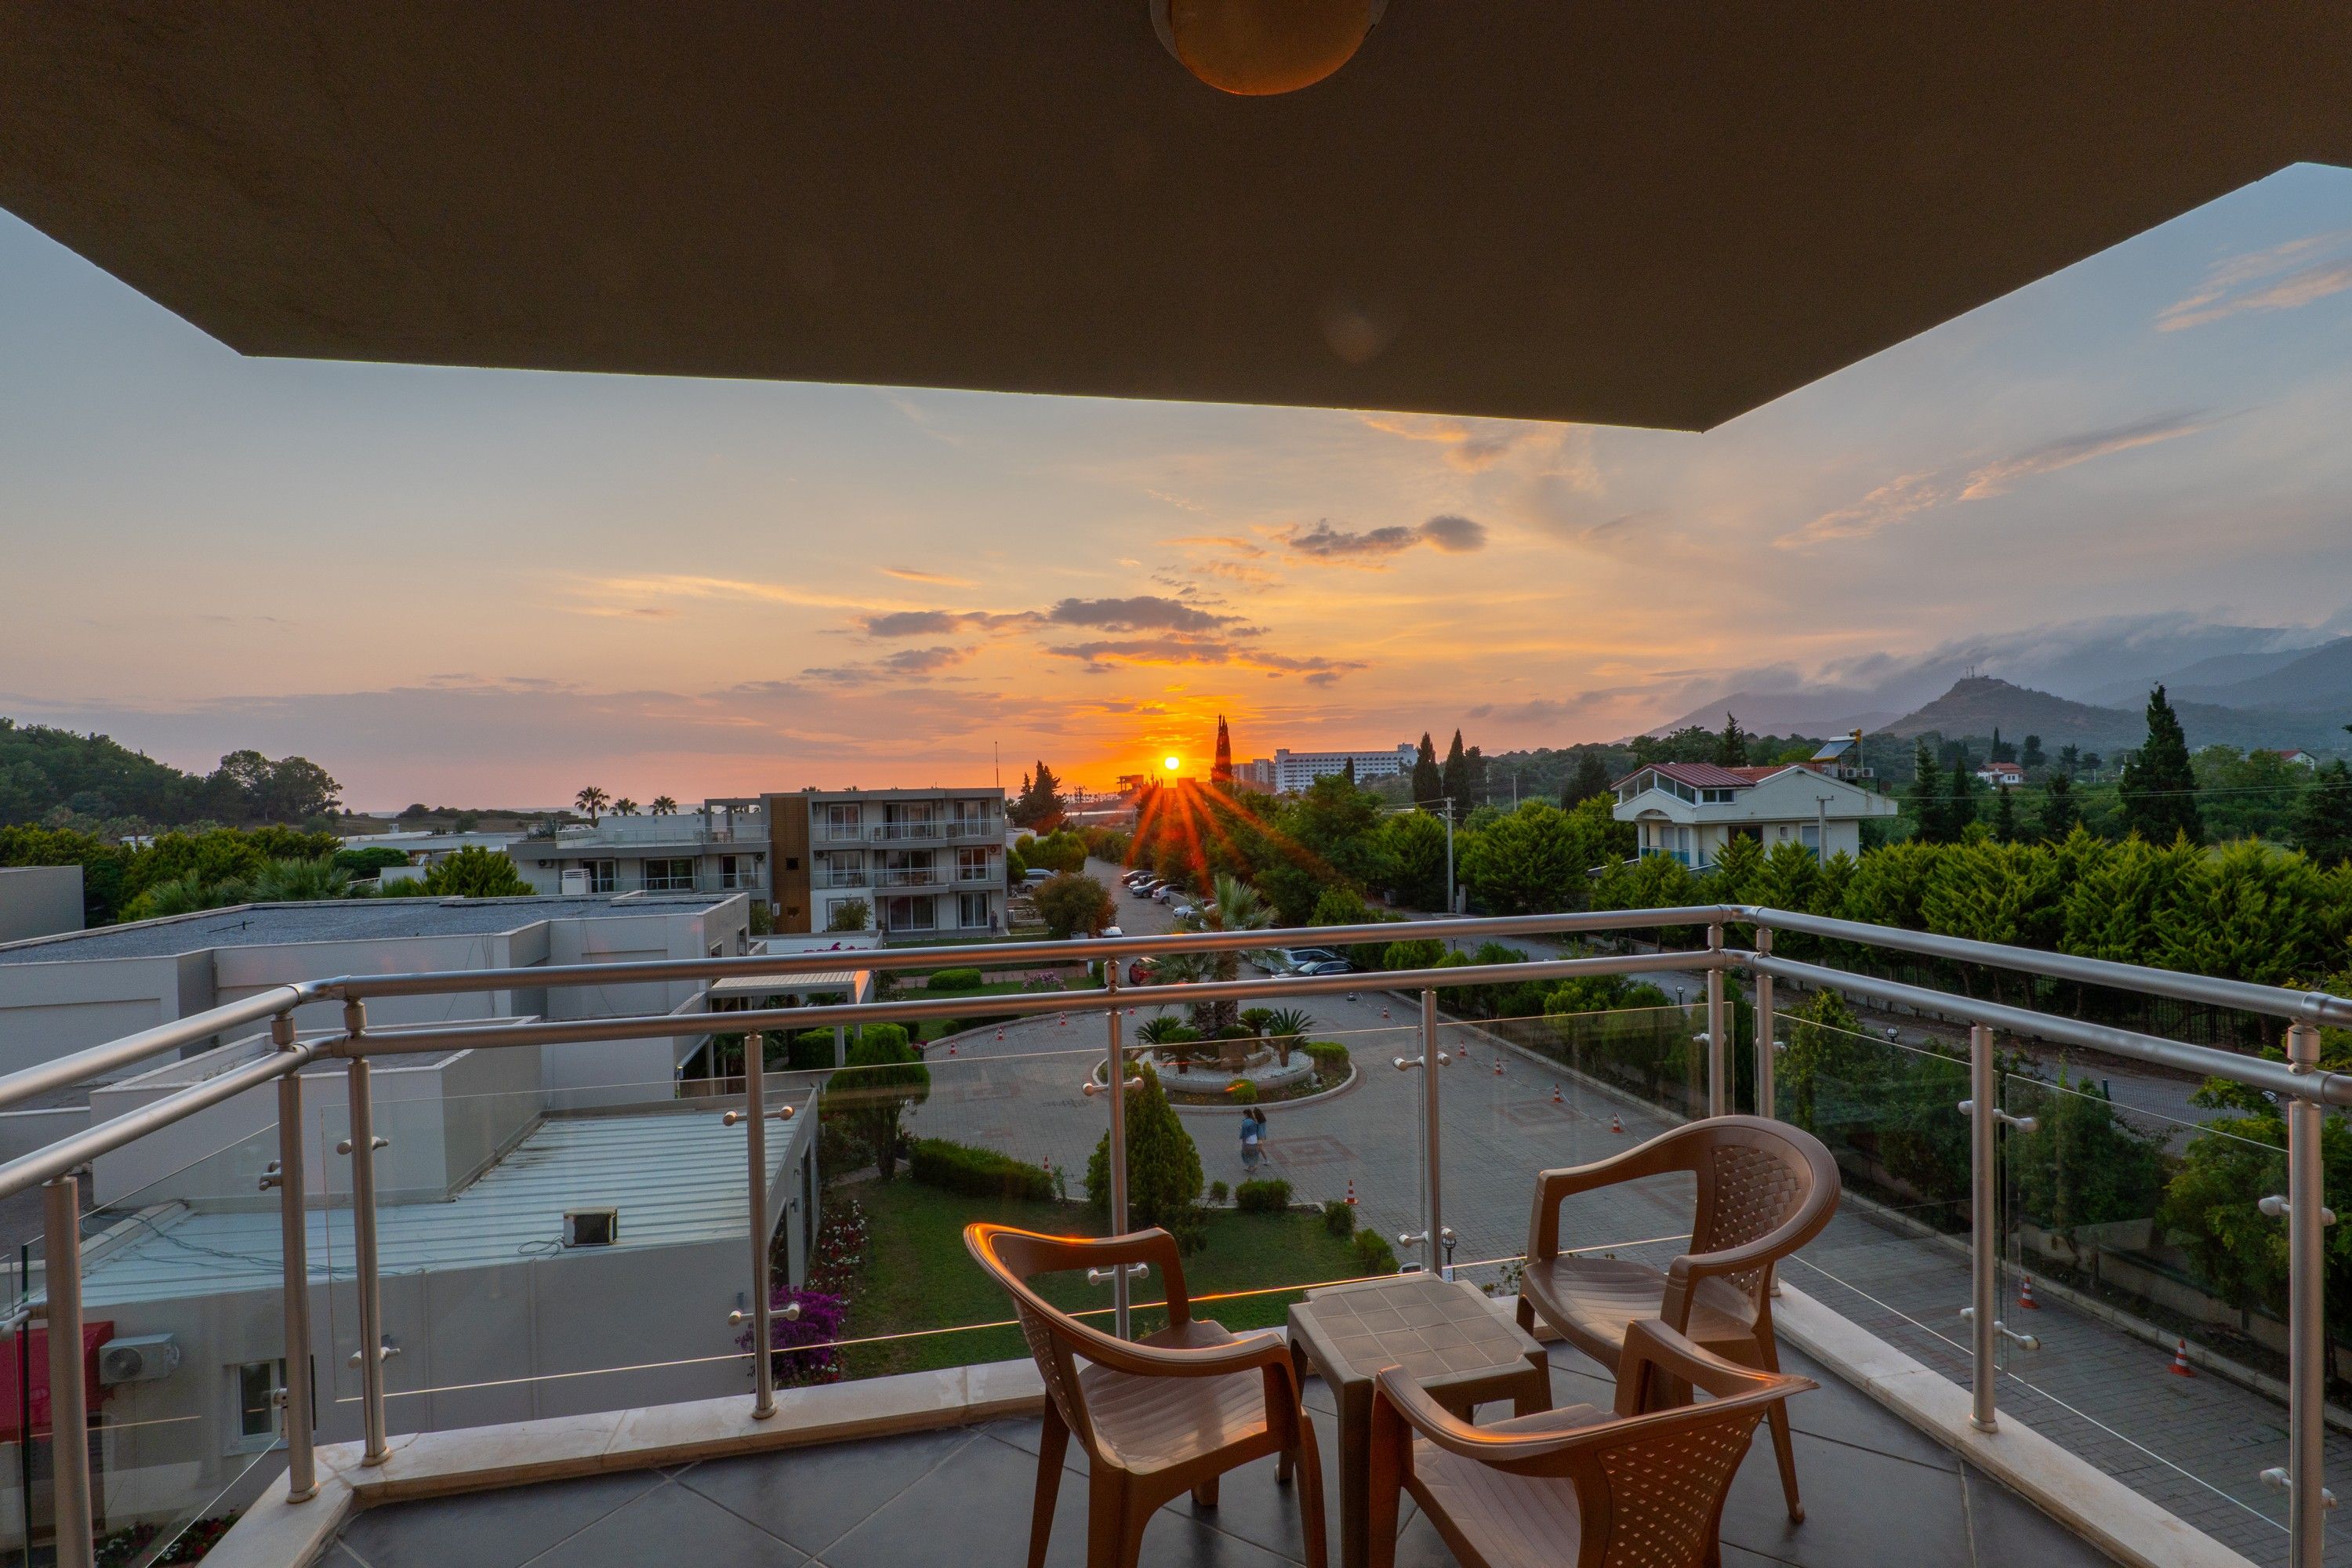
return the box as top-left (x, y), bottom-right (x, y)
top-left (0, 864), bottom-right (82, 942)
top-left (0, 953), bottom-right (195, 1078)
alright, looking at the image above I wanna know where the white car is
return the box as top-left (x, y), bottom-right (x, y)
top-left (1171, 903), bottom-right (1198, 920)
top-left (1154, 886), bottom-right (1181, 904)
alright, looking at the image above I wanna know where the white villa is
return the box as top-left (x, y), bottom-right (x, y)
top-left (1612, 761), bottom-right (1899, 871)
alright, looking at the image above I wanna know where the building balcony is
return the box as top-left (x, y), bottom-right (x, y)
top-left (812, 818), bottom-right (1003, 846)
top-left (5, 908), bottom-right (2334, 1568)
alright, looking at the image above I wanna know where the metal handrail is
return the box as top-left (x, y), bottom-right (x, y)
top-left (9, 902), bottom-right (2347, 1568)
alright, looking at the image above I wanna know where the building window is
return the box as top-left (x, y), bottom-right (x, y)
top-left (956, 846), bottom-right (991, 881)
top-left (959, 892), bottom-right (993, 928)
top-left (644, 858), bottom-right (695, 891)
top-left (583, 859), bottom-right (616, 893)
top-left (825, 804), bottom-right (862, 837)
top-left (234, 1359), bottom-right (285, 1447)
top-left (884, 895), bottom-right (935, 931)
top-left (1801, 823), bottom-right (1821, 851)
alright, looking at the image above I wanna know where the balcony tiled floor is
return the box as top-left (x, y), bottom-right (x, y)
top-left (325, 1344), bottom-right (2118, 1568)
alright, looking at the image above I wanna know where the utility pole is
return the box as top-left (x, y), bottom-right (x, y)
top-left (1444, 796), bottom-right (1457, 915)
top-left (1814, 795), bottom-right (1832, 866)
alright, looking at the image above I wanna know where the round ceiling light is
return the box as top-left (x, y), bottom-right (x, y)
top-left (1152, 0), bottom-right (1388, 96)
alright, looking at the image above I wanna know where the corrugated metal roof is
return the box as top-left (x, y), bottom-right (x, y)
top-left (706, 970), bottom-right (862, 999)
top-left (78, 1107), bottom-right (802, 1307)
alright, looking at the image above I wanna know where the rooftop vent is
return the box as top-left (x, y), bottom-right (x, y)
top-left (563, 1208), bottom-right (619, 1248)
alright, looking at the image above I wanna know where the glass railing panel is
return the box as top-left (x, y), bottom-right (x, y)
top-left (32, 1111), bottom-right (291, 1568)
top-left (1433, 1002), bottom-right (1708, 1298)
top-left (1996, 1062), bottom-right (2305, 1567)
top-left (1753, 1012), bottom-right (1980, 1386)
top-left (314, 1067), bottom-right (753, 1440)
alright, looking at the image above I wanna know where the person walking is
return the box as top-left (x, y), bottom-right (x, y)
top-left (1240, 1105), bottom-right (1264, 1174)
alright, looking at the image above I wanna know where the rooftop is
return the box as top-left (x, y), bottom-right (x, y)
top-left (0, 893), bottom-right (733, 966)
top-left (82, 1107), bottom-right (797, 1307)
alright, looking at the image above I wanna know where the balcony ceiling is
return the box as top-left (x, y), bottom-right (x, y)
top-left (3, 5), bottom-right (2350, 430)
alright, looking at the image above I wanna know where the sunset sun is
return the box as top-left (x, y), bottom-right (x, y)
top-left (1163, 755), bottom-right (1182, 772)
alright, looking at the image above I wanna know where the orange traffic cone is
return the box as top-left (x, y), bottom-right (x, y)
top-left (1058, 1012), bottom-right (1068, 1027)
top-left (1381, 1007), bottom-right (1392, 1021)
top-left (1493, 1057), bottom-right (1504, 1077)
top-left (2017, 1276), bottom-right (2040, 1310)
top-left (1552, 1083), bottom-right (1564, 1105)
top-left (947, 1039), bottom-right (958, 1056)
top-left (1610, 1112), bottom-right (1624, 1134)
top-left (2168, 1339), bottom-right (2195, 1377)
top-left (996, 1028), bottom-right (1004, 1041)
top-left (1345, 1178), bottom-right (1359, 1207)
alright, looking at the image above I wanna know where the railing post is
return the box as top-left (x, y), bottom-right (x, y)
top-left (742, 1033), bottom-right (777, 1419)
top-left (2286, 1022), bottom-right (2330, 1568)
top-left (1968, 1022), bottom-right (1998, 1432)
top-left (1705, 923), bottom-right (1726, 1116)
top-left (1105, 968), bottom-right (1131, 1338)
top-left (1752, 929), bottom-right (1775, 1120)
top-left (342, 1001), bottom-right (391, 1465)
top-left (270, 1011), bottom-right (317, 1501)
top-left (43, 1173), bottom-right (93, 1568)
top-left (1421, 989), bottom-right (1446, 1279)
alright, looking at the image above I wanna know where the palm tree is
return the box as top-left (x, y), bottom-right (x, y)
top-left (1178, 873), bottom-right (1274, 1058)
top-left (575, 786), bottom-right (609, 823)
top-left (650, 794), bottom-right (679, 815)
top-left (1261, 1007), bottom-right (1314, 1068)
top-left (613, 797), bottom-right (640, 816)
top-left (252, 858), bottom-right (354, 902)
top-left (1150, 949), bottom-right (1218, 1036)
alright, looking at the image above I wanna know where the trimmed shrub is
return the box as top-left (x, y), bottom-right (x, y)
top-left (1382, 937), bottom-right (1446, 971)
top-left (1321, 1199), bottom-right (1356, 1237)
top-left (927, 967), bottom-right (985, 991)
top-left (1208, 1180), bottom-right (1230, 1205)
top-left (908, 1138), bottom-right (1054, 1202)
top-left (1086, 1066), bottom-right (1206, 1244)
top-left (1303, 1041), bottom-right (1351, 1073)
top-left (1226, 1078), bottom-right (1259, 1105)
top-left (789, 1029), bottom-right (838, 1071)
top-left (1234, 1178), bottom-right (1293, 1214)
top-left (1350, 1229), bottom-right (1399, 1276)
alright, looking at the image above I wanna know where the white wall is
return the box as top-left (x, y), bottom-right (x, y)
top-left (0, 865), bottom-right (82, 942)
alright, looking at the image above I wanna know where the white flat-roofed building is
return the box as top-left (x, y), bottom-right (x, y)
top-left (764, 787), bottom-right (1007, 939)
top-left (508, 800), bottom-right (768, 898)
top-left (1269, 744), bottom-right (1417, 793)
top-left (1613, 762), bottom-right (1898, 872)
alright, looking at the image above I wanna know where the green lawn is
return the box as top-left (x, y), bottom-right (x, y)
top-left (837, 1179), bottom-right (1369, 1379)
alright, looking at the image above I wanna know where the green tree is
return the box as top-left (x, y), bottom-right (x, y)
top-left (1411, 732), bottom-right (1443, 805)
top-left (2294, 759), bottom-right (2352, 869)
top-left (650, 794), bottom-right (679, 815)
top-left (837, 1024), bottom-right (931, 1180)
top-left (574, 786), bottom-right (608, 823)
top-left (2005, 1067), bottom-right (2164, 1238)
top-left (2020, 735), bottom-right (2046, 771)
top-left (418, 845), bottom-right (534, 898)
top-left (1212, 716), bottom-right (1233, 786)
top-left (1991, 785), bottom-right (2018, 843)
top-left (1378, 809), bottom-right (1450, 910)
top-left (1085, 1065), bottom-right (1205, 1244)
top-left (120, 872), bottom-right (248, 922)
top-left (2118, 684), bottom-right (2201, 845)
top-left (1714, 713), bottom-right (1750, 768)
top-left (1905, 742), bottom-right (1950, 844)
top-left (2036, 772), bottom-right (2082, 841)
top-left (1562, 750), bottom-right (1613, 809)
top-left (252, 857), bottom-right (353, 902)
top-left (1034, 872), bottom-right (1116, 938)
top-left (1458, 800), bottom-right (1588, 914)
top-left (1439, 730), bottom-right (1471, 813)
top-left (1011, 761), bottom-right (1067, 830)
top-left (1179, 873), bottom-right (1274, 1034)
top-left (826, 897), bottom-right (871, 932)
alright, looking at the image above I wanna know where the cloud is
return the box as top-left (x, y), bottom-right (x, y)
top-left (1278, 515), bottom-right (1489, 565)
top-left (1356, 412), bottom-right (1552, 473)
top-left (1047, 596), bottom-right (1243, 633)
top-left (1777, 414), bottom-right (2216, 548)
top-left (1957, 413), bottom-right (2216, 499)
top-left (800, 645), bottom-right (975, 684)
top-left (586, 574), bottom-right (897, 612)
top-left (2158, 234), bottom-right (2352, 331)
top-left (858, 608), bottom-right (1042, 638)
top-left (1044, 636), bottom-right (1364, 683)
top-left (880, 566), bottom-right (978, 588)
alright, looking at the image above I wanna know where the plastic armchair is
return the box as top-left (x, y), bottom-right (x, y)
top-left (1366, 1317), bottom-right (1816, 1568)
top-left (1515, 1114), bottom-right (1839, 1520)
top-left (965, 1222), bottom-right (1328, 1568)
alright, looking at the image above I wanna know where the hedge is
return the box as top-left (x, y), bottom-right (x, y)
top-left (907, 1138), bottom-right (1054, 1202)
top-left (1234, 1178), bottom-right (1292, 1213)
top-left (927, 967), bottom-right (984, 991)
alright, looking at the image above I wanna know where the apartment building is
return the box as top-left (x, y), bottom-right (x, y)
top-left (1266, 744), bottom-right (1417, 793)
top-left (509, 801), bottom-right (768, 898)
top-left (763, 788), bottom-right (1007, 938)
top-left (1613, 761), bottom-right (1898, 871)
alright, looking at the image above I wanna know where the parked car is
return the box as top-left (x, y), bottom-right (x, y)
top-left (1295, 958), bottom-right (1352, 976)
top-left (1154, 886), bottom-right (1181, 904)
top-left (1171, 903), bottom-right (1198, 920)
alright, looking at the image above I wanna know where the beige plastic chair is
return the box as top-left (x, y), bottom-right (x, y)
top-left (966, 1221), bottom-right (1329, 1568)
top-left (1366, 1316), bottom-right (1816, 1568)
top-left (1515, 1114), bottom-right (1840, 1520)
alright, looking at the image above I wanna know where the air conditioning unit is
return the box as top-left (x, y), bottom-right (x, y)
top-left (99, 1334), bottom-right (181, 1385)
top-left (561, 869), bottom-right (592, 895)
top-left (562, 1208), bottom-right (618, 1247)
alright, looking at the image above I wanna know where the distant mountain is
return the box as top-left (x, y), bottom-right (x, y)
top-left (2183, 637), bottom-right (2352, 716)
top-left (1653, 691), bottom-right (1899, 739)
top-left (1883, 677), bottom-right (2344, 754)
top-left (2085, 642), bottom-right (2328, 707)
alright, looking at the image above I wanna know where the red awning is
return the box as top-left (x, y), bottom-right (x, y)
top-left (0, 1323), bottom-right (114, 1439)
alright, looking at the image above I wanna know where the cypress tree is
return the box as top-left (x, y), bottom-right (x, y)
top-left (2118, 685), bottom-right (2202, 844)
top-left (2294, 758), bottom-right (2352, 868)
top-left (1212, 715), bottom-right (1233, 785)
top-left (1991, 785), bottom-right (2018, 842)
top-left (1441, 730), bottom-right (1469, 810)
top-left (1412, 732), bottom-right (1443, 805)
top-left (1906, 742), bottom-right (1947, 843)
top-left (2037, 771), bottom-right (2082, 841)
top-left (1563, 750), bottom-right (1613, 808)
top-left (1715, 713), bottom-right (1751, 767)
